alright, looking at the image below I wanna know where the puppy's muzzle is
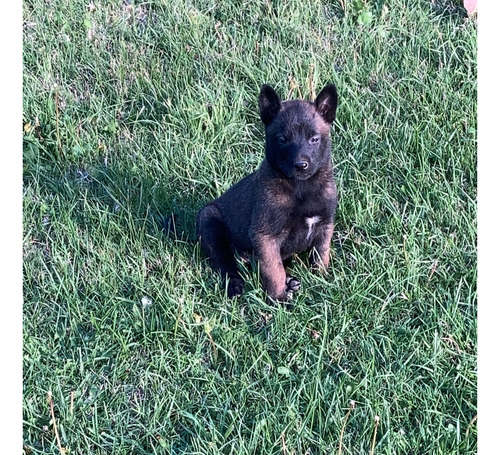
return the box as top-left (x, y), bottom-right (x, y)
top-left (294, 160), bottom-right (309, 171)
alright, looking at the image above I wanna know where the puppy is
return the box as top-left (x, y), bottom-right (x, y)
top-left (196, 83), bottom-right (338, 301)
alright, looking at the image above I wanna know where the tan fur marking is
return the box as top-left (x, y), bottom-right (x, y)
top-left (254, 234), bottom-right (287, 300)
top-left (311, 223), bottom-right (334, 271)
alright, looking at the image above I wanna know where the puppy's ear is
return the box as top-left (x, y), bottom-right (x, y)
top-left (259, 84), bottom-right (281, 126)
top-left (314, 84), bottom-right (338, 124)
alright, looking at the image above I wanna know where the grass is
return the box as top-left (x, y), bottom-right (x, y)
top-left (23, 0), bottom-right (476, 453)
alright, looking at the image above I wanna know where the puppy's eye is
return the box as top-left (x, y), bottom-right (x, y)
top-left (277, 136), bottom-right (287, 145)
top-left (309, 135), bottom-right (320, 145)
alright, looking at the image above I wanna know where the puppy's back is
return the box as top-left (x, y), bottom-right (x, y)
top-left (213, 171), bottom-right (258, 251)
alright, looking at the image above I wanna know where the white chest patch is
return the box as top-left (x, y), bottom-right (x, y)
top-left (305, 216), bottom-right (321, 240)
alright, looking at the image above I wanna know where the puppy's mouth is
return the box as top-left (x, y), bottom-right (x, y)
top-left (293, 172), bottom-right (312, 180)
top-left (292, 169), bottom-right (315, 180)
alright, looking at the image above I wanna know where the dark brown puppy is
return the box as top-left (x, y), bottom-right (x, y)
top-left (196, 83), bottom-right (338, 301)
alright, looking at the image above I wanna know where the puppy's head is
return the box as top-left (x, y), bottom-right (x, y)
top-left (259, 84), bottom-right (338, 180)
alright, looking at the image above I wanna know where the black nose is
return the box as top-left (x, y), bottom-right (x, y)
top-left (294, 161), bottom-right (309, 171)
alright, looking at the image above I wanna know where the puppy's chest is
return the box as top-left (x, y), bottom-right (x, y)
top-left (283, 213), bottom-right (325, 250)
top-left (303, 215), bottom-right (322, 241)
top-left (281, 191), bottom-right (335, 248)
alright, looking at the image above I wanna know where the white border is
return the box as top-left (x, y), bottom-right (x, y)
top-left (2, 2), bottom-right (23, 453)
top-left (477, 1), bottom-right (498, 453)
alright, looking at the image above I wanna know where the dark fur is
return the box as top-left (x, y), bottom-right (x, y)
top-left (196, 84), bottom-right (338, 301)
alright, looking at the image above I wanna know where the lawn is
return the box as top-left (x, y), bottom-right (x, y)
top-left (22, 0), bottom-right (477, 453)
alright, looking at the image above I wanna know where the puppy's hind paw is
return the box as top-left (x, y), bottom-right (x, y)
top-left (227, 277), bottom-right (245, 298)
top-left (286, 275), bottom-right (301, 293)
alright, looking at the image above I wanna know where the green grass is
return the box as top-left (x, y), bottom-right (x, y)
top-left (23, 0), bottom-right (476, 453)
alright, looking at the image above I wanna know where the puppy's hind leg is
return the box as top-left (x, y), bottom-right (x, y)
top-left (196, 204), bottom-right (244, 298)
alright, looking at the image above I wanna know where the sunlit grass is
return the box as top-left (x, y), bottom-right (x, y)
top-left (23, 0), bottom-right (476, 453)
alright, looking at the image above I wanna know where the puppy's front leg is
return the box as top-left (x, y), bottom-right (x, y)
top-left (254, 234), bottom-right (288, 301)
top-left (310, 222), bottom-right (334, 272)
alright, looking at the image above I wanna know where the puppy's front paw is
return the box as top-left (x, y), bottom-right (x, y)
top-left (286, 275), bottom-right (301, 293)
top-left (227, 277), bottom-right (245, 298)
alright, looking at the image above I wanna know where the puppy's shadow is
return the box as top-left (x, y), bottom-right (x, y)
top-left (82, 163), bottom-right (201, 240)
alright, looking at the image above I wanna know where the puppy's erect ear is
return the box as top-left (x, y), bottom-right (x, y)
top-left (259, 84), bottom-right (281, 126)
top-left (314, 84), bottom-right (338, 124)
